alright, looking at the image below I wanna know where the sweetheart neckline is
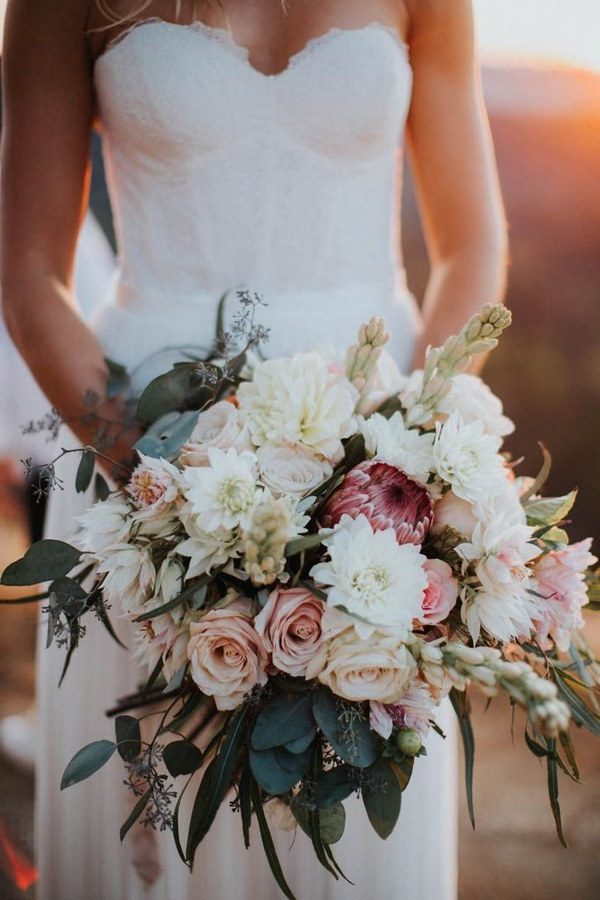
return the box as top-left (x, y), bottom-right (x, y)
top-left (93, 18), bottom-right (410, 81)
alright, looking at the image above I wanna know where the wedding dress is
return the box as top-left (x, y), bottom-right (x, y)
top-left (36, 20), bottom-right (458, 900)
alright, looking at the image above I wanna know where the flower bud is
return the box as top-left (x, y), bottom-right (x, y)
top-left (395, 728), bottom-right (423, 757)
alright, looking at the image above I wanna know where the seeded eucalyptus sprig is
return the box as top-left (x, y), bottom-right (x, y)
top-left (402, 304), bottom-right (512, 427)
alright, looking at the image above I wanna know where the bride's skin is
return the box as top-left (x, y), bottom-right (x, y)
top-left (1, 0), bottom-right (507, 471)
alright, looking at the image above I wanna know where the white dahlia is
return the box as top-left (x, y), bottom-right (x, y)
top-left (358, 410), bottom-right (435, 486)
top-left (181, 447), bottom-right (260, 532)
top-left (437, 373), bottom-right (514, 439)
top-left (432, 412), bottom-right (507, 507)
top-left (177, 501), bottom-right (240, 578)
top-left (309, 514), bottom-right (427, 636)
top-left (236, 352), bottom-right (358, 461)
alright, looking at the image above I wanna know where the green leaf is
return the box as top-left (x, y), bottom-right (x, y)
top-left (294, 802), bottom-right (346, 845)
top-left (105, 357), bottom-right (131, 399)
top-left (239, 757), bottom-right (253, 849)
top-left (284, 730), bottom-right (317, 754)
top-left (375, 393), bottom-right (404, 419)
top-left (524, 490), bottom-right (578, 526)
top-left (362, 759), bottom-right (402, 839)
top-left (163, 740), bottom-right (203, 777)
top-left (284, 532), bottom-right (325, 557)
top-left (554, 672), bottom-right (600, 737)
top-left (312, 764), bottom-right (359, 809)
top-left (120, 787), bottom-right (152, 842)
top-left (95, 472), bottom-right (111, 502)
top-left (389, 755), bottom-right (415, 792)
top-left (134, 575), bottom-right (209, 622)
top-left (61, 740), bottom-right (117, 789)
top-left (341, 432), bottom-right (367, 470)
top-left (165, 692), bottom-right (205, 734)
top-left (312, 690), bottom-right (377, 768)
top-left (136, 362), bottom-right (215, 426)
top-left (75, 450), bottom-right (95, 493)
top-left (251, 779), bottom-right (297, 900)
top-left (251, 694), bottom-right (315, 751)
top-left (1, 540), bottom-right (81, 586)
top-left (545, 739), bottom-right (568, 847)
top-left (115, 716), bottom-right (142, 762)
top-left (186, 706), bottom-right (249, 863)
top-left (520, 445), bottom-right (552, 502)
top-left (134, 410), bottom-right (199, 459)
top-left (450, 688), bottom-right (475, 828)
top-left (524, 729), bottom-right (548, 758)
top-left (249, 745), bottom-right (312, 795)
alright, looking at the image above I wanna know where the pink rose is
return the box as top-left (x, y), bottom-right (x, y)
top-left (187, 600), bottom-right (268, 710)
top-left (532, 538), bottom-right (597, 651)
top-left (433, 490), bottom-right (477, 539)
top-left (419, 559), bottom-right (459, 625)
top-left (322, 460), bottom-right (433, 545)
top-left (254, 587), bottom-right (325, 677)
top-left (179, 400), bottom-right (251, 467)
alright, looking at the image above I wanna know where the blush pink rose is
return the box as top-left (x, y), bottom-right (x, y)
top-left (322, 460), bottom-right (434, 545)
top-left (254, 587), bottom-right (325, 678)
top-left (532, 538), bottom-right (597, 651)
top-left (419, 559), bottom-right (459, 625)
top-left (187, 600), bottom-right (268, 710)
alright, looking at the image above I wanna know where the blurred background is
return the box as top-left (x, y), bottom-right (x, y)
top-left (0, 1), bottom-right (598, 897)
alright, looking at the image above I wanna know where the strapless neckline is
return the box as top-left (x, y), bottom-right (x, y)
top-left (94, 18), bottom-right (409, 81)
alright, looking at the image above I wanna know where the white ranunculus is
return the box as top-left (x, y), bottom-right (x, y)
top-left (236, 352), bottom-right (358, 461)
top-left (75, 495), bottom-right (131, 554)
top-left (181, 446), bottom-right (260, 532)
top-left (313, 626), bottom-right (417, 703)
top-left (96, 541), bottom-right (155, 616)
top-left (437, 373), bottom-right (514, 439)
top-left (257, 445), bottom-right (332, 497)
top-left (432, 412), bottom-right (507, 507)
top-left (358, 410), bottom-right (435, 486)
top-left (178, 400), bottom-right (252, 467)
top-left (309, 514), bottom-right (428, 636)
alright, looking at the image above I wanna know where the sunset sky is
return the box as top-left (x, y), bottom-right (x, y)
top-left (0, 2), bottom-right (598, 73)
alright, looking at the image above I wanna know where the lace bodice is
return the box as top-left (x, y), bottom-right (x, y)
top-left (94, 20), bottom-right (412, 306)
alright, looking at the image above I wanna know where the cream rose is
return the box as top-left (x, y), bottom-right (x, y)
top-left (179, 400), bottom-right (251, 467)
top-left (419, 559), bottom-right (459, 625)
top-left (311, 626), bottom-right (417, 703)
top-left (257, 446), bottom-right (332, 497)
top-left (187, 600), bottom-right (268, 710)
top-left (254, 587), bottom-right (325, 677)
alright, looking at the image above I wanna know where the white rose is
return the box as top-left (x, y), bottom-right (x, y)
top-left (257, 446), bottom-right (332, 496)
top-left (179, 400), bottom-right (251, 467)
top-left (437, 373), bottom-right (514, 439)
top-left (313, 626), bottom-right (417, 703)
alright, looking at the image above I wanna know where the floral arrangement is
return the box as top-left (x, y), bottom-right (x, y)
top-left (2, 298), bottom-right (599, 897)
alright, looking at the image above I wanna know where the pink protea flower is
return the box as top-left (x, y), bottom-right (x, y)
top-left (322, 460), bottom-right (434, 545)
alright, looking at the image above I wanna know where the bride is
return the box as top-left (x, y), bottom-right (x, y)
top-left (1, 1), bottom-right (507, 898)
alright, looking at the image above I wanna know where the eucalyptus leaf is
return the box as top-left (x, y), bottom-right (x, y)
top-left (362, 759), bottom-right (402, 839)
top-left (105, 357), bottom-right (131, 399)
top-left (115, 715), bottom-right (142, 762)
top-left (312, 764), bottom-right (359, 808)
top-left (1, 540), bottom-right (81, 586)
top-left (251, 694), bottom-right (315, 751)
top-left (294, 802), bottom-right (346, 845)
top-left (134, 409), bottom-right (199, 459)
top-left (95, 472), bottom-right (111, 502)
top-left (250, 745), bottom-right (311, 795)
top-left (61, 740), bottom-right (117, 789)
top-left (75, 450), bottom-right (95, 493)
top-left (284, 729), bottom-right (317, 754)
top-left (136, 362), bottom-right (216, 426)
top-left (163, 740), bottom-right (204, 777)
top-left (312, 690), bottom-right (377, 768)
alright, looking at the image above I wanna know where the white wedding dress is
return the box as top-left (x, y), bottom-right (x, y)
top-left (36, 20), bottom-right (457, 900)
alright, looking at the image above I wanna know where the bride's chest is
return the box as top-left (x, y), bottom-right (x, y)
top-left (94, 21), bottom-right (413, 162)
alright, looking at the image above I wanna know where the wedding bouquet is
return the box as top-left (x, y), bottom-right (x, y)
top-left (3, 298), bottom-right (599, 897)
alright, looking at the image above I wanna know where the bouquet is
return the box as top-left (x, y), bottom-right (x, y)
top-left (3, 297), bottom-right (599, 897)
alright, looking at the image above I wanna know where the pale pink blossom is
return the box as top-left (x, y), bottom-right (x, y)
top-left (322, 460), bottom-right (433, 545)
top-left (254, 587), bottom-right (325, 677)
top-left (532, 539), bottom-right (597, 651)
top-left (134, 614), bottom-right (190, 682)
top-left (179, 400), bottom-right (251, 467)
top-left (419, 559), bottom-right (459, 625)
top-left (187, 599), bottom-right (268, 710)
top-left (370, 679), bottom-right (436, 740)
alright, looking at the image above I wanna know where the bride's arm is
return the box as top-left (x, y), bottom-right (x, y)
top-left (403, 0), bottom-right (508, 368)
top-left (1, 0), bottom-right (138, 472)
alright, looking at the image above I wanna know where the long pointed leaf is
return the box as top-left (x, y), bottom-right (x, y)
top-left (545, 739), bottom-right (568, 848)
top-left (120, 788), bottom-right (152, 842)
top-left (250, 779), bottom-right (297, 900)
top-left (450, 688), bottom-right (475, 828)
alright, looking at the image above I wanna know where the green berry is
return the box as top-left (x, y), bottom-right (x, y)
top-left (395, 728), bottom-right (422, 757)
